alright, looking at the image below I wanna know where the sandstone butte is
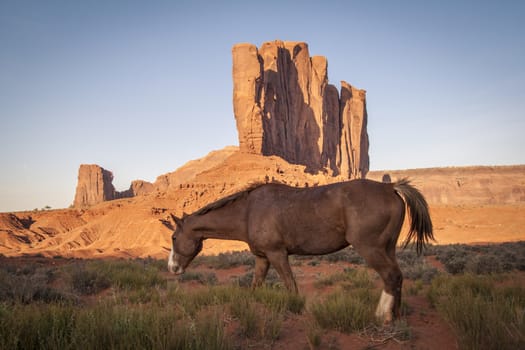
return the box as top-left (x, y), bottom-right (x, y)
top-left (1, 41), bottom-right (524, 258)
top-left (232, 41), bottom-right (369, 178)
top-left (74, 164), bottom-right (153, 208)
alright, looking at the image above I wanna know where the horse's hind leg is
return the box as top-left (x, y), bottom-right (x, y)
top-left (265, 250), bottom-right (298, 293)
top-left (354, 245), bottom-right (403, 323)
top-left (252, 255), bottom-right (270, 289)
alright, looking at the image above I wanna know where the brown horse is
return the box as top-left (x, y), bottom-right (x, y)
top-left (168, 178), bottom-right (433, 323)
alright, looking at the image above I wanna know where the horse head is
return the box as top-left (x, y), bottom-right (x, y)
top-left (167, 214), bottom-right (203, 274)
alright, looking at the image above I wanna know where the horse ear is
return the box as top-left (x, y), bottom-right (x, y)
top-left (170, 214), bottom-right (183, 228)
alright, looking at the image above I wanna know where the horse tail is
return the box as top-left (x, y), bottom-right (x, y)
top-left (393, 178), bottom-right (435, 255)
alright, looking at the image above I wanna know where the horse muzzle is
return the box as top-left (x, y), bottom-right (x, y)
top-left (169, 264), bottom-right (184, 275)
top-left (168, 256), bottom-right (184, 274)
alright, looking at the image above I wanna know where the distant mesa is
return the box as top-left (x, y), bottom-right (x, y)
top-left (73, 164), bottom-right (153, 208)
top-left (232, 40), bottom-right (369, 178)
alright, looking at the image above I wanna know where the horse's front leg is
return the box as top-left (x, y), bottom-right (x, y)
top-left (266, 250), bottom-right (298, 293)
top-left (252, 255), bottom-right (270, 289)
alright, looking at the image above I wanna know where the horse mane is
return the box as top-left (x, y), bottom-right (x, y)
top-left (193, 182), bottom-right (266, 216)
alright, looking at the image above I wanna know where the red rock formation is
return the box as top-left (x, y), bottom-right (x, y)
top-left (73, 165), bottom-right (154, 207)
top-left (232, 40), bottom-right (369, 178)
top-left (128, 180), bottom-right (154, 196)
top-left (73, 165), bottom-right (117, 207)
top-left (339, 82), bottom-right (370, 179)
top-left (117, 180), bottom-right (154, 199)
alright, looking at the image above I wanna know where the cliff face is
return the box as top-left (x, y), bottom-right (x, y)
top-left (73, 165), bottom-right (117, 207)
top-left (232, 40), bottom-right (369, 178)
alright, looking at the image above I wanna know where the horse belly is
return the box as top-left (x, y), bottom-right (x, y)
top-left (280, 217), bottom-right (348, 255)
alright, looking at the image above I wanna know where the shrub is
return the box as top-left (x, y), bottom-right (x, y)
top-left (444, 256), bottom-right (468, 274)
top-left (233, 269), bottom-right (281, 288)
top-left (310, 271), bottom-right (378, 333)
top-left (314, 271), bottom-right (349, 288)
top-left (433, 242), bottom-right (525, 274)
top-left (230, 298), bottom-right (259, 338)
top-left (194, 250), bottom-right (255, 269)
top-left (71, 259), bottom-right (165, 291)
top-left (428, 274), bottom-right (525, 350)
top-left (435, 245), bottom-right (468, 274)
top-left (398, 257), bottom-right (438, 283)
top-left (310, 287), bottom-right (378, 333)
top-left (69, 263), bottom-right (111, 295)
top-left (321, 247), bottom-right (365, 264)
top-left (0, 303), bottom-right (76, 349)
top-left (304, 317), bottom-right (322, 349)
top-left (0, 267), bottom-right (70, 304)
top-left (178, 271), bottom-right (218, 285)
top-left (252, 285), bottom-right (305, 314)
top-left (465, 254), bottom-right (503, 275)
top-left (315, 268), bottom-right (373, 289)
top-left (0, 302), bottom-right (232, 350)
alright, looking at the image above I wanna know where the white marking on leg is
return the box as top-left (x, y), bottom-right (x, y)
top-left (375, 290), bottom-right (394, 323)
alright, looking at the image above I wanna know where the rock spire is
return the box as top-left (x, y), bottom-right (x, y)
top-left (232, 40), bottom-right (369, 178)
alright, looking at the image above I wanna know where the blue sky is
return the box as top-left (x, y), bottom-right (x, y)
top-left (1, 0), bottom-right (524, 212)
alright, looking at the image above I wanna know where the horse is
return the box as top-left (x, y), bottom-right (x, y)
top-left (167, 178), bottom-right (434, 323)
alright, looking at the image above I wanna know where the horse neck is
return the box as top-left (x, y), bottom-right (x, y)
top-left (187, 204), bottom-right (248, 242)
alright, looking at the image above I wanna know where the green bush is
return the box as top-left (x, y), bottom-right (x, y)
top-left (465, 254), bottom-right (503, 274)
top-left (397, 253), bottom-right (438, 283)
top-left (0, 267), bottom-right (70, 304)
top-left (252, 286), bottom-right (305, 314)
top-left (194, 250), bottom-right (255, 269)
top-left (233, 269), bottom-right (281, 288)
top-left (310, 287), bottom-right (378, 333)
top-left (178, 271), bottom-right (218, 285)
top-left (315, 268), bottom-right (373, 289)
top-left (229, 298), bottom-right (283, 340)
top-left (73, 259), bottom-right (165, 290)
top-left (434, 242), bottom-right (525, 275)
top-left (0, 302), bottom-right (231, 350)
top-left (310, 271), bottom-right (377, 333)
top-left (321, 247), bottom-right (365, 264)
top-left (69, 263), bottom-right (111, 295)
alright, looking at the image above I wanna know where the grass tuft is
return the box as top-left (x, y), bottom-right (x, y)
top-left (428, 274), bottom-right (525, 350)
top-left (310, 280), bottom-right (379, 334)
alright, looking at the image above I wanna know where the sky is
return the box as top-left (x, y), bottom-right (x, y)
top-left (1, 0), bottom-right (524, 212)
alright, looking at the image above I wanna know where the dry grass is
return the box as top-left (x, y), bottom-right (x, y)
top-left (1, 243), bottom-right (524, 349)
top-left (428, 274), bottom-right (525, 350)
